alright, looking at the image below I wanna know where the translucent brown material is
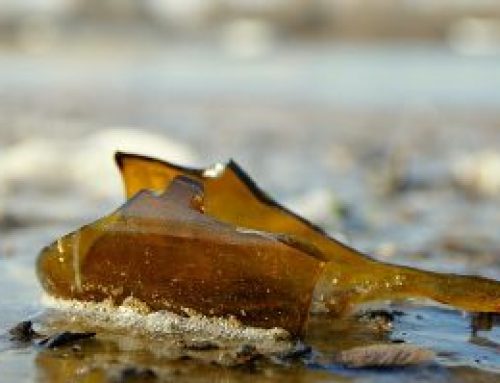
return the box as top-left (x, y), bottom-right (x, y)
top-left (36, 153), bottom-right (500, 340)
top-left (115, 152), bottom-right (500, 314)
top-left (37, 177), bottom-right (323, 336)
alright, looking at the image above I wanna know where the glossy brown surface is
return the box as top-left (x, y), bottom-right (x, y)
top-left (115, 153), bottom-right (500, 314)
top-left (37, 177), bottom-right (323, 336)
top-left (116, 152), bottom-right (345, 264)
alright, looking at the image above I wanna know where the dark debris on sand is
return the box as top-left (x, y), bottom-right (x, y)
top-left (356, 309), bottom-right (405, 332)
top-left (8, 320), bottom-right (41, 342)
top-left (213, 344), bottom-right (265, 370)
top-left (38, 331), bottom-right (96, 349)
top-left (275, 342), bottom-right (312, 361)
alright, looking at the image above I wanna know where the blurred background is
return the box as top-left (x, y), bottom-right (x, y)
top-left (0, 0), bottom-right (500, 275)
top-left (1, 2), bottom-right (500, 381)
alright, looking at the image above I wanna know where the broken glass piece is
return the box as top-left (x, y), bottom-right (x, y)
top-left (115, 152), bottom-right (345, 263)
top-left (37, 176), bottom-right (323, 336)
top-left (115, 153), bottom-right (500, 314)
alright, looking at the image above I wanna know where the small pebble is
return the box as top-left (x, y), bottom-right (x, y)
top-left (336, 344), bottom-right (435, 368)
top-left (8, 321), bottom-right (40, 342)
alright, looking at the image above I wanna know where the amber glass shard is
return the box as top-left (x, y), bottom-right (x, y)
top-left (37, 176), bottom-right (324, 336)
top-left (316, 260), bottom-right (500, 314)
top-left (115, 152), bottom-right (351, 263)
top-left (115, 153), bottom-right (500, 314)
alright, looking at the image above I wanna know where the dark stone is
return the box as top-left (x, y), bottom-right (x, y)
top-left (9, 321), bottom-right (40, 342)
top-left (38, 331), bottom-right (96, 349)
